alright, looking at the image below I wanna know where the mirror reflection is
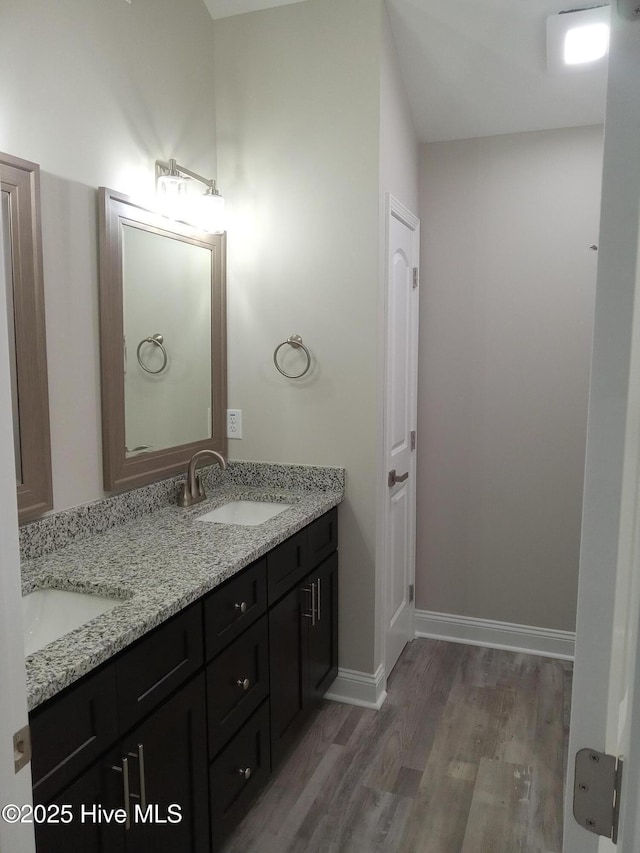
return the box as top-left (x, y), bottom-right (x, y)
top-left (98, 187), bottom-right (227, 493)
top-left (0, 151), bottom-right (53, 523)
top-left (123, 225), bottom-right (212, 456)
top-left (1, 189), bottom-right (21, 482)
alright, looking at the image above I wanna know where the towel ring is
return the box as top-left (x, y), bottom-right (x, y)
top-left (136, 333), bottom-right (168, 374)
top-left (273, 334), bottom-right (311, 379)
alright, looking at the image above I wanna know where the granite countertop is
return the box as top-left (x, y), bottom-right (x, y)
top-left (22, 482), bottom-right (343, 711)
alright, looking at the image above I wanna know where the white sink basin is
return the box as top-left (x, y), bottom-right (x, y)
top-left (196, 500), bottom-right (292, 526)
top-left (22, 588), bottom-right (122, 657)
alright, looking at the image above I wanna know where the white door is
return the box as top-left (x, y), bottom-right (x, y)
top-left (0, 166), bottom-right (35, 851)
top-left (564, 6), bottom-right (640, 852)
top-left (383, 195), bottom-right (419, 678)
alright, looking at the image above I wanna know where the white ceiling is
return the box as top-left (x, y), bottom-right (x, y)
top-left (204, 0), bottom-right (309, 20)
top-left (203, 0), bottom-right (608, 142)
top-left (386, 0), bottom-right (608, 142)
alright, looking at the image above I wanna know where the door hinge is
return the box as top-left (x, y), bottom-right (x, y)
top-left (409, 584), bottom-right (415, 603)
top-left (573, 749), bottom-right (623, 843)
top-left (411, 430), bottom-right (416, 451)
top-left (13, 724), bottom-right (31, 774)
top-left (412, 267), bottom-right (418, 289)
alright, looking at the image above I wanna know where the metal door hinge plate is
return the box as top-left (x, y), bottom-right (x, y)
top-left (412, 267), bottom-right (418, 289)
top-left (409, 584), bottom-right (415, 603)
top-left (411, 430), bottom-right (416, 451)
top-left (13, 724), bottom-right (31, 774)
top-left (574, 749), bottom-right (623, 843)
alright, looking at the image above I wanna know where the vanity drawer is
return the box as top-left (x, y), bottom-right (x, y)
top-left (31, 666), bottom-right (118, 804)
top-left (209, 701), bottom-right (271, 849)
top-left (267, 530), bottom-right (309, 605)
top-left (116, 603), bottom-right (203, 731)
top-left (207, 615), bottom-right (269, 758)
top-left (308, 508), bottom-right (338, 570)
top-left (205, 559), bottom-right (267, 660)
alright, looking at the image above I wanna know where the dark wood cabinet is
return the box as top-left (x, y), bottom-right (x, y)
top-left (209, 701), bottom-right (271, 850)
top-left (269, 582), bottom-right (309, 766)
top-left (120, 674), bottom-right (209, 853)
top-left (308, 551), bottom-right (339, 706)
top-left (206, 615), bottom-right (269, 757)
top-left (269, 510), bottom-right (339, 768)
top-left (32, 506), bottom-right (338, 853)
top-left (34, 753), bottom-right (125, 853)
top-left (34, 675), bottom-right (208, 853)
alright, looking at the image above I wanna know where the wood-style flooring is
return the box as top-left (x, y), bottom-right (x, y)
top-left (221, 639), bottom-right (572, 853)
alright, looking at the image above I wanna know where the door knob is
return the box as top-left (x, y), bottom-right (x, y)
top-left (388, 469), bottom-right (409, 487)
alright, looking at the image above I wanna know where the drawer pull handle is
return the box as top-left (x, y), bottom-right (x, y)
top-left (137, 744), bottom-right (147, 809)
top-left (238, 767), bottom-right (252, 780)
top-left (302, 583), bottom-right (316, 626)
top-left (234, 601), bottom-right (248, 614)
top-left (237, 678), bottom-right (251, 691)
top-left (127, 744), bottom-right (147, 810)
top-left (112, 757), bottom-right (132, 830)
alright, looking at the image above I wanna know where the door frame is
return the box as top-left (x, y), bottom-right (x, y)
top-left (0, 164), bottom-right (36, 852)
top-left (378, 193), bottom-right (420, 688)
top-left (563, 5), bottom-right (640, 851)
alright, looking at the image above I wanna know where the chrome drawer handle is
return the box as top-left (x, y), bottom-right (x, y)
top-left (234, 601), bottom-right (247, 614)
top-left (112, 757), bottom-right (131, 829)
top-left (238, 767), bottom-right (252, 780)
top-left (302, 583), bottom-right (316, 626)
top-left (126, 744), bottom-right (147, 810)
top-left (236, 678), bottom-right (251, 691)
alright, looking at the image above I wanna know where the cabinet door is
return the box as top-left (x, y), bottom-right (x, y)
top-left (121, 674), bottom-right (209, 853)
top-left (268, 584), bottom-right (309, 768)
top-left (308, 552), bottom-right (339, 706)
top-left (209, 701), bottom-right (270, 850)
top-left (35, 751), bottom-right (125, 853)
top-left (207, 615), bottom-right (269, 758)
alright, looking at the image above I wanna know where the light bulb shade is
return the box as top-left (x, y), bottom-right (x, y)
top-left (564, 23), bottom-right (609, 65)
top-left (156, 173), bottom-right (188, 197)
top-left (546, 5), bottom-right (611, 73)
top-left (198, 192), bottom-right (225, 234)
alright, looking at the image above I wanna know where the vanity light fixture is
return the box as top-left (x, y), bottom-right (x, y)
top-left (155, 158), bottom-right (225, 233)
top-left (546, 5), bottom-right (611, 72)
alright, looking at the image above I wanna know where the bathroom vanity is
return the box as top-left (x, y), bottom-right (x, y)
top-left (20, 465), bottom-right (342, 852)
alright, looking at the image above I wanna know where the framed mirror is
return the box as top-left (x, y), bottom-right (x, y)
top-left (98, 187), bottom-right (227, 492)
top-left (1, 152), bottom-right (53, 523)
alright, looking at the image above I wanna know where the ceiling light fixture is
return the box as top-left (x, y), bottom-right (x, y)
top-left (155, 158), bottom-right (225, 233)
top-left (546, 5), bottom-right (611, 73)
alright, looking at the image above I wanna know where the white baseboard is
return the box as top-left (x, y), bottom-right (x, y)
top-left (324, 664), bottom-right (387, 709)
top-left (414, 610), bottom-right (575, 661)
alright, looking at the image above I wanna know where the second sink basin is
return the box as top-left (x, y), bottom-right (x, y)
top-left (196, 500), bottom-right (292, 526)
top-left (23, 588), bottom-right (123, 657)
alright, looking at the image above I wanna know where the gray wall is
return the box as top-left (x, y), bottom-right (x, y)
top-left (417, 126), bottom-right (603, 631)
top-left (213, 0), bottom-right (402, 675)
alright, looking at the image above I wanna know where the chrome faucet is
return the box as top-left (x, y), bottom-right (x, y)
top-left (177, 449), bottom-right (227, 508)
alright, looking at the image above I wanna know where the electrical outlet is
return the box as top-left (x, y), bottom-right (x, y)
top-left (227, 409), bottom-right (243, 439)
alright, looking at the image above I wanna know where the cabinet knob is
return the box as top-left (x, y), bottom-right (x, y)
top-left (238, 767), bottom-right (252, 781)
top-left (234, 601), bottom-right (248, 614)
top-left (236, 678), bottom-right (251, 691)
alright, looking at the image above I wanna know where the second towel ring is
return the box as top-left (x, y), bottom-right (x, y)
top-left (273, 334), bottom-right (311, 379)
top-left (137, 333), bottom-right (168, 374)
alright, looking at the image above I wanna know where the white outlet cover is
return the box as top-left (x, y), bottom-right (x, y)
top-left (227, 409), bottom-right (243, 439)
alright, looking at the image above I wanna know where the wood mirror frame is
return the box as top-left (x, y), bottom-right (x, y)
top-left (1, 152), bottom-right (53, 523)
top-left (98, 187), bottom-right (227, 493)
